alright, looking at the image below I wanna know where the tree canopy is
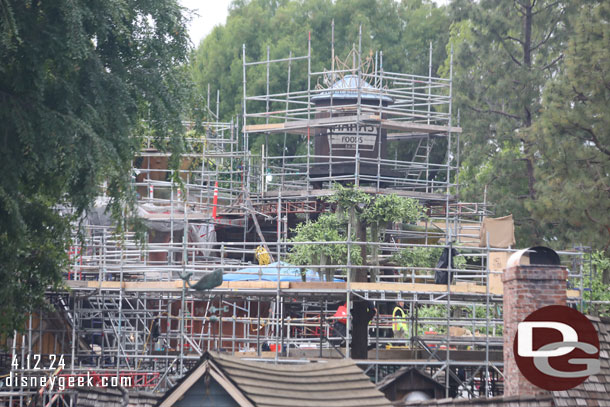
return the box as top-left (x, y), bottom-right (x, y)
top-left (0, 0), bottom-right (191, 335)
top-left (532, 0), bottom-right (610, 249)
top-left (288, 185), bottom-right (427, 281)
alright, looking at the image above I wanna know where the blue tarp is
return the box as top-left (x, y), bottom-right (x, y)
top-left (224, 261), bottom-right (341, 282)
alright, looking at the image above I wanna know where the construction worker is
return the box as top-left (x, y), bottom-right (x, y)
top-left (392, 301), bottom-right (409, 340)
top-left (331, 302), bottom-right (348, 346)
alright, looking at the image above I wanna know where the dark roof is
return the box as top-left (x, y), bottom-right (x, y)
top-left (552, 316), bottom-right (610, 407)
top-left (376, 367), bottom-right (445, 392)
top-left (73, 387), bottom-right (160, 407)
top-left (403, 394), bottom-right (554, 407)
top-left (157, 351), bottom-right (391, 407)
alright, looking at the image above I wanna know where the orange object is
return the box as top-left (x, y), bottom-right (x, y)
top-left (212, 181), bottom-right (219, 219)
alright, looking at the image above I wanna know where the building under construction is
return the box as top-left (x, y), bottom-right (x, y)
top-left (1, 30), bottom-right (588, 406)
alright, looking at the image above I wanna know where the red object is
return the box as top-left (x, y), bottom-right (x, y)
top-left (269, 343), bottom-right (282, 352)
top-left (67, 246), bottom-right (82, 280)
top-left (333, 304), bottom-right (347, 325)
top-left (212, 181), bottom-right (219, 219)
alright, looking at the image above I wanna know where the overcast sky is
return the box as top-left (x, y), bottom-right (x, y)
top-left (180, 0), bottom-right (451, 47)
top-left (180, 0), bottom-right (232, 47)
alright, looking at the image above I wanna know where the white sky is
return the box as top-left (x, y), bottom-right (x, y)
top-left (180, 0), bottom-right (451, 47)
top-left (180, 0), bottom-right (233, 47)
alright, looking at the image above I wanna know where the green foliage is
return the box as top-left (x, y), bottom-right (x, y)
top-left (0, 0), bottom-right (191, 335)
top-left (287, 213), bottom-right (362, 276)
top-left (416, 305), bottom-right (448, 334)
top-left (361, 194), bottom-right (425, 225)
top-left (289, 185), bottom-right (428, 281)
top-left (448, 0), bottom-right (574, 247)
top-left (531, 0), bottom-right (610, 249)
top-left (586, 251), bottom-right (610, 302)
top-left (325, 184), bottom-right (425, 227)
top-left (325, 183), bottom-right (371, 213)
top-left (391, 247), bottom-right (466, 271)
top-left (416, 304), bottom-right (502, 336)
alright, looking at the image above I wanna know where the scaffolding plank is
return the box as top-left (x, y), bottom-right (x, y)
top-left (262, 187), bottom-right (453, 202)
top-left (62, 280), bottom-right (580, 299)
top-left (64, 280), bottom-right (290, 292)
top-left (368, 115), bottom-right (462, 133)
top-left (243, 114), bottom-right (462, 134)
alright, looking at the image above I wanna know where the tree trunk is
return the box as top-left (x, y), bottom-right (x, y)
top-left (320, 253), bottom-right (329, 282)
top-left (370, 222), bottom-right (379, 282)
top-left (522, 0), bottom-right (536, 201)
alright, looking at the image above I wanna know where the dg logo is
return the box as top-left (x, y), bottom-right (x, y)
top-left (514, 305), bottom-right (600, 391)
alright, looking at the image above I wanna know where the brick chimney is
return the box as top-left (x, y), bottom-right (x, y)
top-left (502, 246), bottom-right (566, 397)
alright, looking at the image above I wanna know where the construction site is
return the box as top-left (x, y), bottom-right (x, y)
top-left (1, 29), bottom-right (589, 406)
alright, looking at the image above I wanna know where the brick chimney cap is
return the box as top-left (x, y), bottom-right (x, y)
top-left (507, 246), bottom-right (560, 268)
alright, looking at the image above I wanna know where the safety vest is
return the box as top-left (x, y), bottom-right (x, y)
top-left (392, 306), bottom-right (408, 332)
top-left (254, 246), bottom-right (271, 265)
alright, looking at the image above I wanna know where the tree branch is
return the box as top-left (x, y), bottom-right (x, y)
top-left (531, 9), bottom-right (565, 52)
top-left (541, 54), bottom-right (563, 71)
top-left (571, 85), bottom-right (589, 103)
top-left (532, 0), bottom-right (561, 16)
top-left (582, 127), bottom-right (610, 156)
top-left (491, 30), bottom-right (523, 67)
top-left (514, 1), bottom-right (526, 16)
top-left (506, 35), bottom-right (524, 45)
top-left (584, 209), bottom-right (610, 250)
top-left (467, 105), bottom-right (521, 121)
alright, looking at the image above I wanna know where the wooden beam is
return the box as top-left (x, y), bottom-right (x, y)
top-left (368, 115), bottom-right (462, 133)
top-left (243, 114), bottom-right (462, 135)
top-left (64, 280), bottom-right (291, 292)
top-left (262, 187), bottom-right (453, 202)
top-left (62, 280), bottom-right (580, 298)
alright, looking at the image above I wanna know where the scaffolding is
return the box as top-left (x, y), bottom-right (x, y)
top-left (1, 28), bottom-right (587, 406)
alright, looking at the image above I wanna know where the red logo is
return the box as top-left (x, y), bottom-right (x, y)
top-left (514, 305), bottom-right (600, 390)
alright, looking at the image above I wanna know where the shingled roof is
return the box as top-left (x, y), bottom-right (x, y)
top-left (403, 394), bottom-right (554, 407)
top-left (404, 316), bottom-right (610, 407)
top-left (157, 351), bottom-right (391, 407)
top-left (552, 316), bottom-right (610, 407)
top-left (72, 387), bottom-right (160, 407)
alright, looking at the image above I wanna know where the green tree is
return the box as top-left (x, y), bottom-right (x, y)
top-left (391, 246), bottom-right (466, 281)
top-left (0, 0), bottom-right (191, 335)
top-left (448, 0), bottom-right (574, 246)
top-left (361, 193), bottom-right (425, 280)
top-left (288, 213), bottom-right (362, 281)
top-left (532, 0), bottom-right (610, 249)
top-left (288, 184), bottom-right (426, 358)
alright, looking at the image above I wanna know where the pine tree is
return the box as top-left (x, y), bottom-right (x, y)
top-left (449, 0), bottom-right (573, 245)
top-left (533, 0), bottom-right (610, 249)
